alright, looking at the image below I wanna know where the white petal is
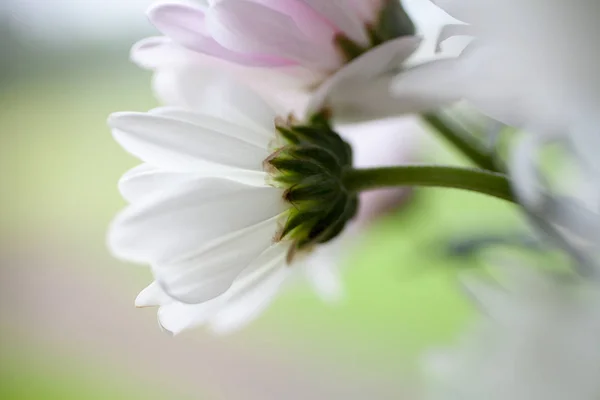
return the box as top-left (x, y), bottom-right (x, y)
top-left (135, 281), bottom-right (173, 308)
top-left (157, 298), bottom-right (221, 335)
top-left (119, 164), bottom-right (197, 204)
top-left (390, 57), bottom-right (463, 112)
top-left (307, 37), bottom-right (423, 121)
top-left (430, 0), bottom-right (477, 22)
top-left (108, 112), bottom-right (269, 171)
top-left (152, 215), bottom-right (283, 304)
top-left (435, 23), bottom-right (473, 53)
top-left (304, 259), bottom-right (344, 304)
top-left (149, 106), bottom-right (272, 148)
top-left (108, 177), bottom-right (286, 264)
top-left (151, 65), bottom-right (279, 135)
top-left (156, 241), bottom-right (290, 334)
top-left (302, 234), bottom-right (349, 303)
top-left (119, 163), bottom-right (267, 204)
top-left (130, 36), bottom-right (194, 69)
top-left (208, 242), bottom-right (290, 333)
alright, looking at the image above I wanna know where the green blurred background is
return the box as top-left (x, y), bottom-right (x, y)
top-left (1, 1), bottom-right (522, 399)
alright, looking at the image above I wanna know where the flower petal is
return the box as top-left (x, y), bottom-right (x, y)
top-left (154, 242), bottom-right (289, 334)
top-left (152, 216), bottom-right (285, 304)
top-left (435, 23), bottom-right (473, 53)
top-left (303, 244), bottom-right (345, 304)
top-left (119, 164), bottom-right (198, 204)
top-left (251, 0), bottom-right (336, 43)
top-left (307, 36), bottom-right (423, 121)
top-left (301, 0), bottom-right (369, 45)
top-left (157, 296), bottom-right (221, 335)
top-left (130, 36), bottom-right (194, 69)
top-left (148, 3), bottom-right (208, 51)
top-left (108, 112), bottom-right (269, 171)
top-left (207, 0), bottom-right (339, 70)
top-left (207, 242), bottom-right (290, 333)
top-left (430, 0), bottom-right (478, 23)
top-left (135, 281), bottom-right (173, 308)
top-left (108, 177), bottom-right (286, 264)
top-left (119, 163), bottom-right (268, 204)
top-left (148, 3), bottom-right (292, 67)
top-left (390, 57), bottom-right (463, 113)
top-left (150, 66), bottom-right (280, 135)
top-left (149, 106), bottom-right (273, 148)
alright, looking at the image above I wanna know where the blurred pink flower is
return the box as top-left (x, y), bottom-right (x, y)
top-left (150, 0), bottom-right (387, 72)
top-left (134, 0), bottom-right (421, 122)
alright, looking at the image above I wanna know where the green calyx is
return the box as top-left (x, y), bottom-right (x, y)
top-left (335, 0), bottom-right (416, 63)
top-left (265, 112), bottom-right (358, 260)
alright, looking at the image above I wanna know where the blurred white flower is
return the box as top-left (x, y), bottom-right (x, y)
top-left (132, 0), bottom-right (424, 122)
top-left (394, 0), bottom-right (600, 137)
top-left (424, 268), bottom-right (600, 400)
top-left (391, 0), bottom-right (600, 248)
top-left (108, 76), bottom-right (356, 334)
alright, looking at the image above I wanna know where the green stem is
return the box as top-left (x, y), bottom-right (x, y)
top-left (344, 165), bottom-right (516, 203)
top-left (422, 113), bottom-right (501, 173)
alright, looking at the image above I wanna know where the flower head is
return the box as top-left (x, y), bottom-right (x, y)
top-left (134, 0), bottom-right (421, 121)
top-left (107, 76), bottom-right (357, 333)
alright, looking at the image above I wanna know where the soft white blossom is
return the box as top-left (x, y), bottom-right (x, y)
top-left (108, 77), bottom-right (351, 334)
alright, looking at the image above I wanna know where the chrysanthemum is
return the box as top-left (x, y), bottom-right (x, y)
top-left (132, 0), bottom-right (422, 121)
top-left (107, 77), bottom-right (358, 334)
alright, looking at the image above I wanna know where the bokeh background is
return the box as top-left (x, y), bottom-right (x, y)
top-left (2, 1), bottom-right (522, 399)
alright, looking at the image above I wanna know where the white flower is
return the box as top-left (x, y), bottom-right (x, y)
top-left (424, 268), bottom-right (600, 400)
top-left (131, 0), bottom-right (423, 122)
top-left (108, 77), bottom-right (355, 334)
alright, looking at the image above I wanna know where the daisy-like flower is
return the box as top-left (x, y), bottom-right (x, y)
top-left (424, 267), bottom-right (600, 400)
top-left (108, 76), bottom-right (358, 334)
top-left (132, 0), bottom-right (423, 121)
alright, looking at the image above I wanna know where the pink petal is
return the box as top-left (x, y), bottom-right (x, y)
top-left (207, 0), bottom-right (341, 71)
top-left (301, 0), bottom-right (370, 45)
top-left (249, 0), bottom-right (337, 44)
top-left (149, 2), bottom-right (292, 67)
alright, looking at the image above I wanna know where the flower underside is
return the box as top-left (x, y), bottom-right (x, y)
top-left (335, 0), bottom-right (416, 63)
top-left (266, 112), bottom-right (358, 262)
